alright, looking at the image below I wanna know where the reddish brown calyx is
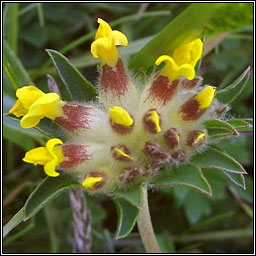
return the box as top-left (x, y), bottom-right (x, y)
top-left (143, 141), bottom-right (168, 160)
top-left (55, 103), bottom-right (91, 131)
top-left (186, 130), bottom-right (206, 148)
top-left (110, 120), bottom-right (134, 135)
top-left (111, 144), bottom-right (133, 162)
top-left (163, 128), bottom-right (180, 150)
top-left (59, 144), bottom-right (91, 168)
top-left (147, 75), bottom-right (179, 105)
top-left (179, 98), bottom-right (206, 121)
top-left (181, 76), bottom-right (202, 89)
top-left (119, 167), bottom-right (141, 183)
top-left (101, 58), bottom-right (129, 98)
top-left (179, 86), bottom-right (215, 121)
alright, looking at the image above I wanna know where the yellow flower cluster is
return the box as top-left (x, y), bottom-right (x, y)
top-left (9, 19), bottom-right (219, 192)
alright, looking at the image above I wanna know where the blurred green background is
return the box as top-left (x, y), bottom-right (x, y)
top-left (3, 3), bottom-right (253, 253)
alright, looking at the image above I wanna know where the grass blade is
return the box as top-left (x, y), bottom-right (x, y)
top-left (128, 3), bottom-right (221, 76)
top-left (3, 3), bottom-right (19, 55)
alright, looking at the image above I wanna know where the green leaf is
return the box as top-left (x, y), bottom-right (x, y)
top-left (24, 175), bottom-right (80, 219)
top-left (202, 166), bottom-right (246, 191)
top-left (157, 230), bottom-right (176, 253)
top-left (3, 218), bottom-right (35, 247)
top-left (3, 3), bottom-right (19, 55)
top-left (3, 121), bottom-right (37, 150)
top-left (151, 164), bottom-right (212, 196)
top-left (117, 184), bottom-right (142, 208)
top-left (243, 118), bottom-right (253, 126)
top-left (228, 119), bottom-right (253, 133)
top-left (113, 198), bottom-right (139, 239)
top-left (229, 176), bottom-right (253, 203)
top-left (46, 49), bottom-right (97, 102)
top-left (204, 119), bottom-right (238, 141)
top-left (183, 190), bottom-right (211, 224)
top-left (128, 3), bottom-right (221, 76)
top-left (216, 66), bottom-right (250, 104)
top-left (3, 39), bottom-right (32, 91)
top-left (191, 146), bottom-right (247, 174)
top-left (223, 171), bottom-right (246, 189)
top-left (3, 207), bottom-right (25, 239)
top-left (34, 118), bottom-right (69, 142)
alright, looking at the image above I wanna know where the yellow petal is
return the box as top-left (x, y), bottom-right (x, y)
top-left (20, 114), bottom-right (44, 129)
top-left (44, 159), bottom-right (60, 177)
top-left (82, 176), bottom-right (103, 189)
top-left (16, 85), bottom-right (45, 110)
top-left (9, 99), bottom-right (27, 117)
top-left (44, 138), bottom-right (63, 177)
top-left (109, 106), bottom-right (133, 126)
top-left (95, 18), bottom-right (112, 39)
top-left (46, 138), bottom-right (63, 157)
top-left (155, 55), bottom-right (195, 82)
top-left (173, 39), bottom-right (203, 67)
top-left (46, 138), bottom-right (63, 165)
top-left (91, 37), bottom-right (119, 67)
top-left (20, 93), bottom-right (63, 129)
top-left (110, 30), bottom-right (128, 46)
top-left (194, 86), bottom-right (215, 109)
top-left (149, 110), bottom-right (161, 133)
top-left (23, 147), bottom-right (52, 165)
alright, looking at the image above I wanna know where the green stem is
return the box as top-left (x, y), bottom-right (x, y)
top-left (137, 185), bottom-right (161, 253)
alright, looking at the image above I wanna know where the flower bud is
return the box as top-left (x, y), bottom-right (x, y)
top-left (109, 106), bottom-right (134, 135)
top-left (163, 128), bottom-right (180, 150)
top-left (143, 141), bottom-right (168, 160)
top-left (82, 171), bottom-right (107, 189)
top-left (171, 150), bottom-right (187, 162)
top-left (179, 86), bottom-right (215, 121)
top-left (143, 109), bottom-right (161, 134)
top-left (119, 167), bottom-right (141, 183)
top-left (111, 144), bottom-right (133, 162)
top-left (186, 130), bottom-right (207, 148)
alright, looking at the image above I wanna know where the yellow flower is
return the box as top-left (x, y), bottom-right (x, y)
top-left (23, 138), bottom-right (64, 177)
top-left (91, 18), bottom-right (128, 68)
top-left (155, 39), bottom-right (203, 82)
top-left (155, 55), bottom-right (195, 82)
top-left (173, 39), bottom-right (203, 67)
top-left (9, 86), bottom-right (64, 129)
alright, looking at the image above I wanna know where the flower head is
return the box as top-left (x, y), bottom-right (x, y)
top-left (11, 19), bottom-right (242, 195)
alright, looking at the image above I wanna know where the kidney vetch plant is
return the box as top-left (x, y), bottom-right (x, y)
top-left (5, 9), bottom-right (252, 254)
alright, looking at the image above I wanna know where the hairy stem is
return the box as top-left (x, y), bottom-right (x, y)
top-left (69, 189), bottom-right (92, 253)
top-left (137, 185), bottom-right (161, 253)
